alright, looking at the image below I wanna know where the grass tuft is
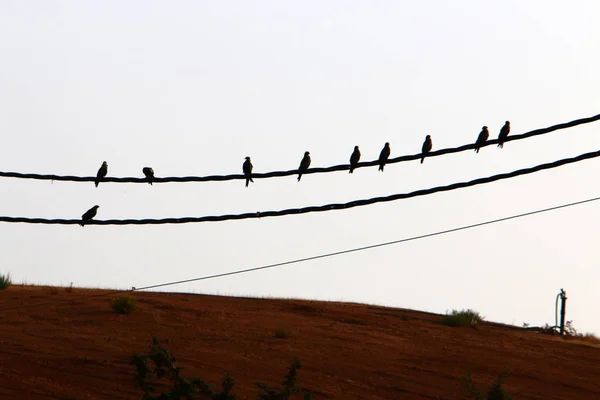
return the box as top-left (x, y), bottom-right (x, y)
top-left (111, 294), bottom-right (137, 314)
top-left (442, 309), bottom-right (484, 328)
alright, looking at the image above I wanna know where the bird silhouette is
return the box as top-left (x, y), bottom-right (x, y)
top-left (80, 205), bottom-right (99, 227)
top-left (349, 146), bottom-right (361, 173)
top-left (421, 135), bottom-right (432, 164)
top-left (378, 142), bottom-right (391, 171)
top-left (497, 121), bottom-right (510, 148)
top-left (142, 167), bottom-right (154, 185)
top-left (243, 156), bottom-right (254, 187)
top-left (297, 151), bottom-right (311, 182)
top-left (474, 126), bottom-right (489, 153)
top-left (95, 162), bottom-right (107, 187)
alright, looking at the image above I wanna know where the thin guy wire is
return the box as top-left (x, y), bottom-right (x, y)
top-left (0, 113), bottom-right (598, 183)
top-left (0, 149), bottom-right (598, 225)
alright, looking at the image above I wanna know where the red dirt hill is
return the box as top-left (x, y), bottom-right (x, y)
top-left (0, 285), bottom-right (599, 399)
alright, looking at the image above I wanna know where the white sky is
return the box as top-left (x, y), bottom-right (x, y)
top-left (1, 1), bottom-right (600, 334)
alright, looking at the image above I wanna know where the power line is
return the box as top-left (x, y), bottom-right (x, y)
top-left (1, 113), bottom-right (599, 184)
top-left (1, 149), bottom-right (599, 225)
top-left (2, 193), bottom-right (599, 312)
top-left (133, 195), bottom-right (600, 292)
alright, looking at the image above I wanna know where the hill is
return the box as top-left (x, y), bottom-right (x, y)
top-left (0, 285), bottom-right (599, 399)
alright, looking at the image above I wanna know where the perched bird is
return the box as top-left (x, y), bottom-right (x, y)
top-left (95, 161), bottom-right (107, 187)
top-left (80, 205), bottom-right (99, 227)
top-left (142, 167), bottom-right (154, 185)
top-left (378, 142), bottom-right (391, 172)
top-left (297, 151), bottom-right (311, 182)
top-left (421, 135), bottom-right (432, 164)
top-left (349, 146), bottom-right (361, 173)
top-left (497, 121), bottom-right (510, 148)
top-left (243, 156), bottom-right (254, 187)
top-left (474, 126), bottom-right (489, 153)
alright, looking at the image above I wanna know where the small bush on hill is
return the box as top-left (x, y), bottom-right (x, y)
top-left (463, 369), bottom-right (513, 400)
top-left (0, 273), bottom-right (11, 290)
top-left (111, 293), bottom-right (137, 314)
top-left (442, 309), bottom-right (484, 328)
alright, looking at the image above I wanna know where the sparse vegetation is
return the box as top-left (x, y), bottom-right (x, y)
top-left (442, 309), bottom-right (484, 328)
top-left (274, 324), bottom-right (291, 339)
top-left (563, 321), bottom-right (600, 344)
top-left (131, 337), bottom-right (311, 399)
top-left (111, 293), bottom-right (137, 314)
top-left (256, 357), bottom-right (312, 400)
top-left (462, 369), bottom-right (513, 400)
top-left (0, 272), bottom-right (12, 290)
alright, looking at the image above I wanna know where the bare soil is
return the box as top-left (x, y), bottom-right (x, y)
top-left (1, 285), bottom-right (599, 399)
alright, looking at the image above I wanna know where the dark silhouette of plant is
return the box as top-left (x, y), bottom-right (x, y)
top-left (131, 337), bottom-right (310, 400)
top-left (130, 336), bottom-right (221, 399)
top-left (256, 358), bottom-right (310, 400)
top-left (462, 369), bottom-right (513, 400)
top-left (0, 272), bottom-right (11, 290)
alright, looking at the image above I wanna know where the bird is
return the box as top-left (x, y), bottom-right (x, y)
top-left (243, 156), bottom-right (254, 187)
top-left (142, 167), bottom-right (154, 185)
top-left (297, 151), bottom-right (311, 182)
top-left (497, 121), bottom-right (510, 148)
top-left (421, 135), bottom-right (432, 164)
top-left (474, 126), bottom-right (489, 153)
top-left (95, 161), bottom-right (107, 187)
top-left (80, 205), bottom-right (99, 227)
top-left (349, 146), bottom-right (361, 173)
top-left (378, 142), bottom-right (391, 172)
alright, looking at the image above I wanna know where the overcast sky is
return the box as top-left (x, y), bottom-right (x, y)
top-left (1, 1), bottom-right (600, 334)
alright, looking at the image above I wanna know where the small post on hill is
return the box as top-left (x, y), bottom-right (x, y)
top-left (559, 289), bottom-right (567, 335)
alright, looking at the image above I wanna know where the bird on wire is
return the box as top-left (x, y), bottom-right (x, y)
top-left (297, 151), bottom-right (311, 182)
top-left (142, 167), bottom-right (154, 185)
top-left (378, 142), bottom-right (391, 172)
top-left (95, 161), bottom-right (107, 187)
top-left (475, 126), bottom-right (489, 153)
top-left (349, 146), bottom-right (361, 173)
top-left (497, 121), bottom-right (510, 148)
top-left (421, 135), bottom-right (432, 164)
top-left (80, 205), bottom-right (99, 227)
top-left (243, 156), bottom-right (254, 187)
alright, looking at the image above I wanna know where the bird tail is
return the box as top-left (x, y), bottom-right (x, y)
top-left (349, 168), bottom-right (353, 174)
top-left (245, 178), bottom-right (249, 187)
top-left (94, 180), bottom-right (99, 188)
top-left (297, 174), bottom-right (302, 182)
top-left (497, 143), bottom-right (504, 149)
top-left (79, 221), bottom-right (85, 227)
top-left (378, 164), bottom-right (384, 172)
top-left (420, 157), bottom-right (425, 164)
top-left (475, 147), bottom-right (480, 153)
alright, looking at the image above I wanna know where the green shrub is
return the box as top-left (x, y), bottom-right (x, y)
top-left (0, 273), bottom-right (11, 290)
top-left (442, 309), bottom-right (484, 327)
top-left (111, 294), bottom-right (137, 314)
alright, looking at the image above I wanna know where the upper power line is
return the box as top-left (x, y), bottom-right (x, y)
top-left (2, 148), bottom-right (599, 225)
top-left (0, 113), bottom-right (599, 184)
